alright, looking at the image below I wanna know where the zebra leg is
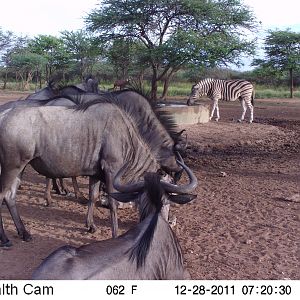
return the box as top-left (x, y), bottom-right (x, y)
top-left (248, 101), bottom-right (254, 123)
top-left (238, 99), bottom-right (247, 122)
top-left (215, 102), bottom-right (220, 121)
top-left (210, 99), bottom-right (218, 121)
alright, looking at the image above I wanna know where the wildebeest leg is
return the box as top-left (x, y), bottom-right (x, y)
top-left (0, 170), bottom-right (31, 245)
top-left (99, 182), bottom-right (109, 208)
top-left (44, 177), bottom-right (52, 206)
top-left (18, 166), bottom-right (26, 190)
top-left (110, 196), bottom-right (118, 238)
top-left (58, 178), bottom-right (71, 195)
top-left (86, 176), bottom-right (100, 233)
top-left (107, 175), bottom-right (119, 238)
top-left (0, 202), bottom-right (11, 247)
top-left (71, 177), bottom-right (87, 203)
top-left (52, 178), bottom-right (62, 194)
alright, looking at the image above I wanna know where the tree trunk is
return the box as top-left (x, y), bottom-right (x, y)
top-left (151, 66), bottom-right (158, 102)
top-left (289, 68), bottom-right (294, 98)
top-left (160, 77), bottom-right (170, 101)
top-left (160, 69), bottom-right (177, 101)
top-left (3, 70), bottom-right (8, 90)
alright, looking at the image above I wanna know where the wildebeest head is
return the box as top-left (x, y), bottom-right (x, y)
top-left (111, 158), bottom-right (197, 269)
top-left (32, 161), bottom-right (197, 279)
top-left (112, 157), bottom-right (197, 202)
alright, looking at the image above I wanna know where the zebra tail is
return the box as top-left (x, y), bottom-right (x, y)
top-left (251, 90), bottom-right (255, 106)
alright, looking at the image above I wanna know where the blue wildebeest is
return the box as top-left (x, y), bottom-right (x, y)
top-left (0, 93), bottom-right (84, 205)
top-left (0, 92), bottom-right (184, 247)
top-left (25, 79), bottom-right (100, 203)
top-left (75, 76), bottom-right (99, 94)
top-left (31, 160), bottom-right (197, 280)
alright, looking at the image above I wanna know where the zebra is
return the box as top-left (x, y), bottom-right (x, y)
top-left (187, 78), bottom-right (254, 123)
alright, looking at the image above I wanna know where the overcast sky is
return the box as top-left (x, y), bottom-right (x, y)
top-left (1, 0), bottom-right (299, 37)
top-left (0, 0), bottom-right (99, 37)
top-left (1, 0), bottom-right (299, 70)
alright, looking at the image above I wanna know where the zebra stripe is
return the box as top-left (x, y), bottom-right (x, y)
top-left (187, 78), bottom-right (254, 123)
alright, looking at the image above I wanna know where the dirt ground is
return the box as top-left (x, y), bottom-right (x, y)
top-left (0, 92), bottom-right (299, 280)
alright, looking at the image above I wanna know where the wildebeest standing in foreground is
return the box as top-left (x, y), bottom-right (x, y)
top-left (0, 94), bottom-right (182, 247)
top-left (32, 160), bottom-right (197, 280)
top-left (25, 78), bottom-right (99, 202)
top-left (0, 93), bottom-right (85, 205)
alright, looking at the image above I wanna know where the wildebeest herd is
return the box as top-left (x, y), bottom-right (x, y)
top-left (0, 78), bottom-right (198, 279)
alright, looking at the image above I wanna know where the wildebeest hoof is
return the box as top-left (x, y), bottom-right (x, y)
top-left (87, 225), bottom-right (97, 234)
top-left (0, 240), bottom-right (12, 248)
top-left (19, 231), bottom-right (32, 242)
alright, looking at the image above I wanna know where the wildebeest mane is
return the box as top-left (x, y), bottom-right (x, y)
top-left (58, 84), bottom-right (88, 93)
top-left (34, 95), bottom-right (81, 105)
top-left (74, 85), bottom-right (179, 146)
top-left (120, 82), bottom-right (179, 141)
top-left (127, 173), bottom-right (163, 268)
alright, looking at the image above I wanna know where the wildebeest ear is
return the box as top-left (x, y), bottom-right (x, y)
top-left (109, 192), bottom-right (139, 203)
top-left (169, 194), bottom-right (197, 204)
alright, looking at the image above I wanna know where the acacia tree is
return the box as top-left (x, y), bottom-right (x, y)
top-left (28, 35), bottom-right (71, 84)
top-left (1, 32), bottom-right (29, 89)
top-left (8, 51), bottom-right (47, 90)
top-left (61, 30), bottom-right (102, 79)
top-left (254, 30), bottom-right (300, 98)
top-left (107, 38), bottom-right (150, 84)
top-left (85, 0), bottom-right (257, 100)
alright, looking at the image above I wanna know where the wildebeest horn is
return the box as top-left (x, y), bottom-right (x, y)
top-left (113, 163), bottom-right (144, 193)
top-left (160, 159), bottom-right (197, 194)
top-left (113, 155), bottom-right (197, 195)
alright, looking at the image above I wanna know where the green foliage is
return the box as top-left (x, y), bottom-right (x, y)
top-left (0, 28), bottom-right (14, 51)
top-left (252, 29), bottom-right (300, 97)
top-left (264, 29), bottom-right (300, 71)
top-left (86, 0), bottom-right (258, 99)
top-left (28, 35), bottom-right (69, 67)
top-left (60, 30), bottom-right (103, 78)
top-left (9, 52), bottom-right (47, 69)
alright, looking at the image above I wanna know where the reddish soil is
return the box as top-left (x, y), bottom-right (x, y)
top-left (0, 92), bottom-right (299, 280)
